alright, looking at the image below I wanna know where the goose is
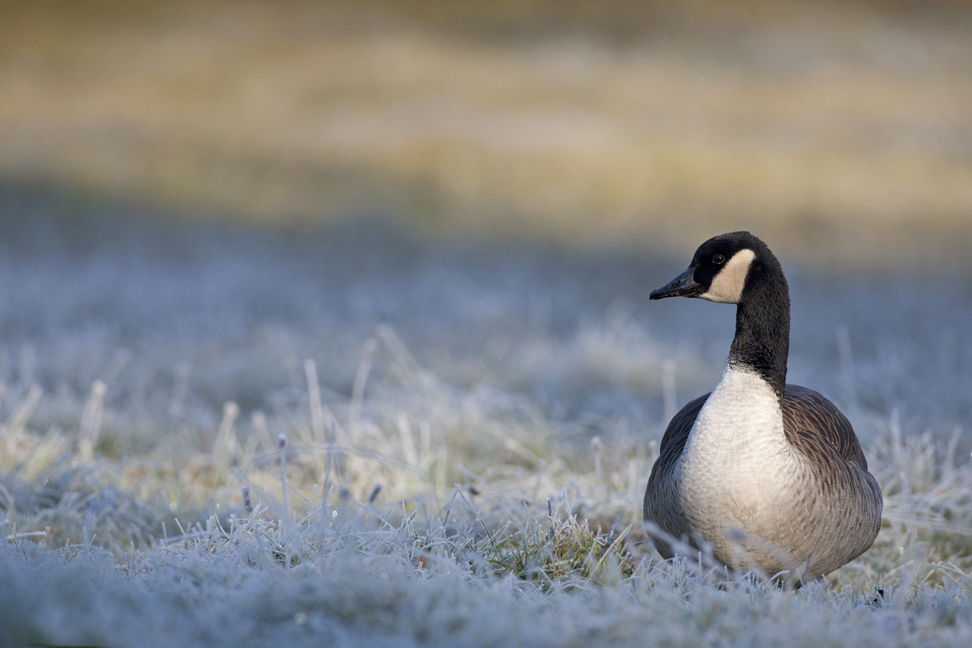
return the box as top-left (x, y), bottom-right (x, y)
top-left (643, 231), bottom-right (882, 583)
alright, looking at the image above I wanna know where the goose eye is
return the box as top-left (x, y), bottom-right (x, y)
top-left (712, 254), bottom-right (726, 265)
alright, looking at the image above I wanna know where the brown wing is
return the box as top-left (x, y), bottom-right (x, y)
top-left (781, 385), bottom-right (882, 575)
top-left (645, 392), bottom-right (709, 556)
top-left (657, 392), bottom-right (709, 459)
top-left (781, 385), bottom-right (867, 470)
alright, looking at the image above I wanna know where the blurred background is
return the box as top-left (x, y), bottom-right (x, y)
top-left (1, 0), bottom-right (971, 266)
top-left (0, 0), bottom-right (970, 487)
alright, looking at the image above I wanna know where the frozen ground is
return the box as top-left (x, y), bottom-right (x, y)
top-left (0, 186), bottom-right (971, 646)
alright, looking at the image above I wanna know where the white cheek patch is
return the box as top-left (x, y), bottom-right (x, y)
top-left (701, 248), bottom-right (755, 304)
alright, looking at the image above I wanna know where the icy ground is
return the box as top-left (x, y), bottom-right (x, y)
top-left (0, 187), bottom-right (970, 646)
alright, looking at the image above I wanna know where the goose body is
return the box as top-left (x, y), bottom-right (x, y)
top-left (644, 232), bottom-right (882, 582)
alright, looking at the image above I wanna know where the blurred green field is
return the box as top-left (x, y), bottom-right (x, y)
top-left (1, 0), bottom-right (971, 266)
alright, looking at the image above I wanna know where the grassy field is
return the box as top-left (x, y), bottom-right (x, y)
top-left (1, 1), bottom-right (971, 645)
top-left (0, 194), bottom-right (970, 646)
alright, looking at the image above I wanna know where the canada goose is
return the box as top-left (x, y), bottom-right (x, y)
top-left (643, 231), bottom-right (882, 583)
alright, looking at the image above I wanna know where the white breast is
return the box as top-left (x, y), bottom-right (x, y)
top-left (677, 366), bottom-right (795, 542)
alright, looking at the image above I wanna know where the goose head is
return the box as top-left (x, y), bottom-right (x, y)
top-left (649, 231), bottom-right (774, 304)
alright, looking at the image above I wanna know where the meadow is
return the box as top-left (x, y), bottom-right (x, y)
top-left (0, 195), bottom-right (970, 646)
top-left (1, 1), bottom-right (971, 645)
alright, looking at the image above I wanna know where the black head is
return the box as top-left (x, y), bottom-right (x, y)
top-left (650, 231), bottom-right (777, 304)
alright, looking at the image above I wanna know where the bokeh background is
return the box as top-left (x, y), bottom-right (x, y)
top-left (2, 0), bottom-right (971, 266)
top-left (1, 0), bottom-right (971, 504)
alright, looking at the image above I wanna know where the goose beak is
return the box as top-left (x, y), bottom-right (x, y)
top-left (650, 267), bottom-right (702, 299)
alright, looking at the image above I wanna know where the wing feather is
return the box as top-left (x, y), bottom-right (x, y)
top-left (781, 385), bottom-right (867, 469)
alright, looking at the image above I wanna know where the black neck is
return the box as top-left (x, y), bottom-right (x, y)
top-left (728, 265), bottom-right (790, 400)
